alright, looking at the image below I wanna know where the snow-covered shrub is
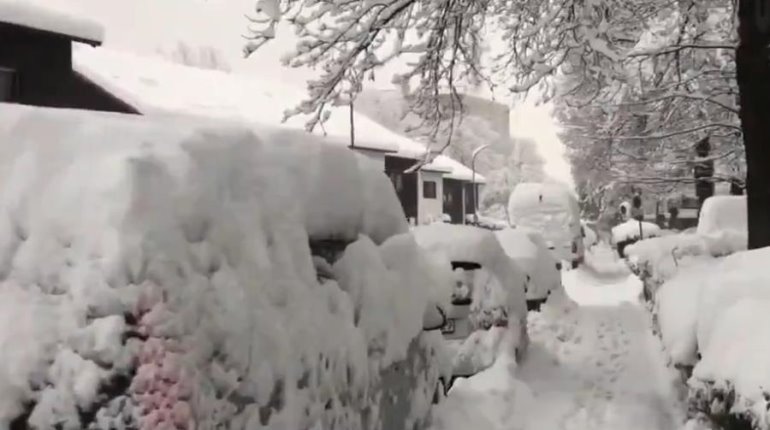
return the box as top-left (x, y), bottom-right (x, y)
top-left (654, 260), bottom-right (717, 367)
top-left (651, 247), bottom-right (770, 429)
top-left (0, 105), bottom-right (445, 430)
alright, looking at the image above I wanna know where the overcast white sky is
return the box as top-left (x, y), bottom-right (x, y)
top-left (59, 0), bottom-right (573, 186)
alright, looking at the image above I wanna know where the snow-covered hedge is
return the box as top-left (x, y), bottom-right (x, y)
top-left (0, 105), bottom-right (447, 430)
top-left (624, 229), bottom-right (747, 301)
top-left (651, 245), bottom-right (770, 428)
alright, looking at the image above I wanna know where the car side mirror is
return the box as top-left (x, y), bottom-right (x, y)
top-left (423, 304), bottom-right (447, 331)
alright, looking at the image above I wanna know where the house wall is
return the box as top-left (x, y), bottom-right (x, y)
top-left (385, 156), bottom-right (419, 224)
top-left (0, 24), bottom-right (137, 113)
top-left (443, 178), bottom-right (465, 224)
top-left (464, 182), bottom-right (484, 217)
top-left (352, 148), bottom-right (387, 171)
top-left (417, 170), bottom-right (444, 225)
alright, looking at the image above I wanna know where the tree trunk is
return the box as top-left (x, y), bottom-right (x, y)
top-left (737, 0), bottom-right (770, 249)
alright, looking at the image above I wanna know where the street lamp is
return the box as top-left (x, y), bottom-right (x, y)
top-left (471, 144), bottom-right (492, 224)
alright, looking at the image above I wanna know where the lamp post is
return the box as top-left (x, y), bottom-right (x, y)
top-left (471, 144), bottom-right (492, 224)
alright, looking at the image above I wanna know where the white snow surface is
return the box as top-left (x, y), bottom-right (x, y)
top-left (413, 223), bottom-right (528, 324)
top-left (611, 219), bottom-right (662, 243)
top-left (430, 246), bottom-right (684, 430)
top-left (0, 104), bottom-right (444, 429)
top-left (495, 228), bottom-right (559, 300)
top-left (73, 46), bottom-right (483, 181)
top-left (0, 0), bottom-right (104, 42)
top-left (696, 195), bottom-right (748, 250)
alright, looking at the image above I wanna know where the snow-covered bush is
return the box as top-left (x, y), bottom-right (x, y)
top-left (0, 105), bottom-right (446, 430)
top-left (649, 246), bottom-right (770, 428)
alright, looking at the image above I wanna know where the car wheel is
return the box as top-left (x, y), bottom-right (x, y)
top-left (571, 260), bottom-right (579, 269)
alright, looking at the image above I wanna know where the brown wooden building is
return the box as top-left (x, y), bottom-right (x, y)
top-left (0, 12), bottom-right (137, 113)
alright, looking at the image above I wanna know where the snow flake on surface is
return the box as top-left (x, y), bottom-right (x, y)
top-left (0, 0), bottom-right (104, 43)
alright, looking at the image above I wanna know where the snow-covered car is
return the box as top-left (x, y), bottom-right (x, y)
top-left (412, 224), bottom-right (529, 387)
top-left (495, 228), bottom-right (561, 311)
top-left (507, 182), bottom-right (585, 268)
top-left (0, 104), bottom-right (448, 430)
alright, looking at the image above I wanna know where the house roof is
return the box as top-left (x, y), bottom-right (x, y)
top-left (0, 0), bottom-right (104, 45)
top-left (73, 46), bottom-right (403, 154)
top-left (73, 46), bottom-right (484, 181)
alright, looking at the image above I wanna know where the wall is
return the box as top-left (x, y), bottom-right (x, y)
top-left (353, 148), bottom-right (387, 172)
top-left (417, 170), bottom-right (444, 225)
top-left (385, 156), bottom-right (419, 224)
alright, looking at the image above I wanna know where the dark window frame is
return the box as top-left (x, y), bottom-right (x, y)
top-left (423, 180), bottom-right (437, 199)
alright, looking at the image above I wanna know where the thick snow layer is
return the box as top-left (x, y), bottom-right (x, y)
top-left (694, 247), bottom-right (770, 356)
top-left (692, 299), bottom-right (770, 427)
top-left (495, 228), bottom-right (559, 300)
top-left (507, 182), bottom-right (581, 259)
top-left (696, 195), bottom-right (747, 237)
top-left (0, 104), bottom-right (442, 429)
top-left (413, 223), bottom-right (528, 324)
top-left (654, 260), bottom-right (715, 366)
top-left (611, 219), bottom-right (661, 243)
top-left (0, 0), bottom-right (104, 42)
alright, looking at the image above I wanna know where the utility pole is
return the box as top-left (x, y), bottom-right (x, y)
top-left (349, 100), bottom-right (355, 148)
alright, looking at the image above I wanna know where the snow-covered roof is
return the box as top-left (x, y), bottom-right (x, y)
top-left (0, 0), bottom-right (104, 44)
top-left (73, 46), bottom-right (401, 153)
top-left (73, 46), bottom-right (484, 182)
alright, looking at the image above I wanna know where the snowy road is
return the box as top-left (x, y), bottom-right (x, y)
top-left (430, 244), bottom-right (685, 430)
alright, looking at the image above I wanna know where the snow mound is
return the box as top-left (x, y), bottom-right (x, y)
top-left (0, 0), bottom-right (104, 43)
top-left (0, 104), bottom-right (441, 429)
top-left (696, 195), bottom-right (747, 237)
top-left (611, 219), bottom-right (661, 244)
top-left (655, 260), bottom-right (716, 366)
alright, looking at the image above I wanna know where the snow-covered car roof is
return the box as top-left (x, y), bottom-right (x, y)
top-left (0, 103), bottom-right (407, 245)
top-left (0, 0), bottom-right (104, 44)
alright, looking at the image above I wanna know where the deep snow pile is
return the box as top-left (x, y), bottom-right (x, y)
top-left (611, 219), bottom-right (661, 244)
top-left (0, 105), bottom-right (447, 430)
top-left (652, 246), bottom-right (770, 428)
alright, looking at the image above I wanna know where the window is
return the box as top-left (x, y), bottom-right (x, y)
top-left (0, 67), bottom-right (17, 102)
top-left (423, 180), bottom-right (437, 199)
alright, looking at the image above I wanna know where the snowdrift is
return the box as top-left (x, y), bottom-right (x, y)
top-left (0, 105), bottom-right (446, 430)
